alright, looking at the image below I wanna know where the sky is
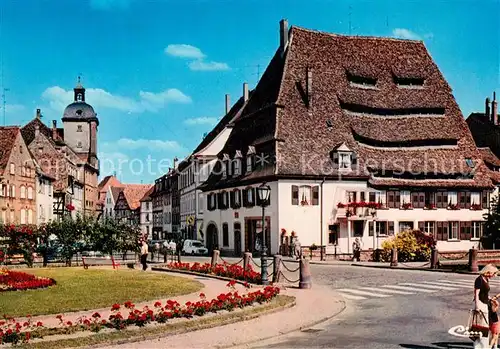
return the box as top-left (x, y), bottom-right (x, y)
top-left (1, 0), bottom-right (499, 184)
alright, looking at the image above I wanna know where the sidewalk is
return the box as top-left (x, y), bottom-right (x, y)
top-left (99, 284), bottom-right (346, 349)
top-left (351, 261), bottom-right (478, 274)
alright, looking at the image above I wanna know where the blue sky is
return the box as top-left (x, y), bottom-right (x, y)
top-left (1, 0), bottom-right (499, 183)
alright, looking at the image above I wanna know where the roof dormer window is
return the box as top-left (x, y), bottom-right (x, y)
top-left (346, 71), bottom-right (377, 88)
top-left (394, 76), bottom-right (425, 89)
top-left (246, 146), bottom-right (256, 173)
top-left (234, 150), bottom-right (242, 176)
top-left (330, 143), bottom-right (357, 171)
top-left (222, 153), bottom-right (230, 178)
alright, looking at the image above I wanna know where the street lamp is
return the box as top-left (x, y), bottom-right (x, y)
top-left (256, 183), bottom-right (271, 285)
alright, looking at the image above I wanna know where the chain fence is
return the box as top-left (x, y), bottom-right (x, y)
top-left (437, 252), bottom-right (470, 261)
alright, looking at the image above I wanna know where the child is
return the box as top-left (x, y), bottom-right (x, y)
top-left (490, 298), bottom-right (500, 349)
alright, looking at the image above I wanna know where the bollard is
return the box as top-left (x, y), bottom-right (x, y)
top-left (243, 252), bottom-right (252, 271)
top-left (430, 247), bottom-right (439, 269)
top-left (469, 247), bottom-right (478, 272)
top-left (211, 250), bottom-right (220, 268)
top-left (273, 255), bottom-right (283, 283)
top-left (299, 256), bottom-right (312, 289)
top-left (390, 247), bottom-right (398, 267)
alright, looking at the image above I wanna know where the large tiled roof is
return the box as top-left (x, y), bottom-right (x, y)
top-left (0, 127), bottom-right (20, 176)
top-left (202, 25), bottom-right (492, 190)
top-left (139, 186), bottom-right (155, 202)
top-left (121, 184), bottom-right (153, 210)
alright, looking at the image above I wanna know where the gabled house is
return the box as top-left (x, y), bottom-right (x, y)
top-left (97, 175), bottom-right (122, 216)
top-left (0, 127), bottom-right (37, 225)
top-left (200, 20), bottom-right (493, 256)
top-left (114, 184), bottom-right (153, 225)
top-left (178, 91), bottom-right (249, 240)
top-left (103, 185), bottom-right (125, 218)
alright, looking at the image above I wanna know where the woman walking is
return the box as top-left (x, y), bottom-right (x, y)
top-left (473, 264), bottom-right (499, 344)
top-left (140, 240), bottom-right (149, 271)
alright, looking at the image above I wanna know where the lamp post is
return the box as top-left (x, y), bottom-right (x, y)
top-left (256, 183), bottom-right (271, 285)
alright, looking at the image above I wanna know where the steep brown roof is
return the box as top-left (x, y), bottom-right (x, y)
top-left (202, 25), bottom-right (492, 190)
top-left (478, 147), bottom-right (500, 167)
top-left (121, 184), bottom-right (153, 210)
top-left (110, 186), bottom-right (125, 203)
top-left (0, 127), bottom-right (20, 176)
top-left (139, 186), bottom-right (155, 202)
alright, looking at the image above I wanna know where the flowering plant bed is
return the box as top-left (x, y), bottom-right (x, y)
top-left (0, 269), bottom-right (55, 292)
top-left (167, 262), bottom-right (261, 284)
top-left (0, 282), bottom-right (281, 345)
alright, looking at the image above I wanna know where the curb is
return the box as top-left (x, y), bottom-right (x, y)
top-left (151, 267), bottom-right (258, 286)
top-left (351, 263), bottom-right (478, 274)
top-left (217, 296), bottom-right (347, 349)
top-left (81, 296), bottom-right (296, 349)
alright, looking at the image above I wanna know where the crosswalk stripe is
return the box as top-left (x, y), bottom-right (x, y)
top-left (360, 287), bottom-right (414, 295)
top-left (337, 289), bottom-right (391, 298)
top-left (381, 285), bottom-right (436, 293)
top-left (422, 281), bottom-right (468, 288)
top-left (400, 283), bottom-right (458, 290)
top-left (338, 293), bottom-right (367, 300)
top-left (440, 280), bottom-right (473, 287)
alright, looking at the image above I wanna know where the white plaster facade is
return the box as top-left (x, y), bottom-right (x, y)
top-left (162, 191), bottom-right (172, 239)
top-left (36, 174), bottom-right (53, 224)
top-left (103, 186), bottom-right (118, 218)
top-left (203, 179), bottom-right (492, 256)
top-left (140, 199), bottom-right (153, 237)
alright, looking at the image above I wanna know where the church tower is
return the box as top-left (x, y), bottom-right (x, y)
top-left (61, 77), bottom-right (99, 168)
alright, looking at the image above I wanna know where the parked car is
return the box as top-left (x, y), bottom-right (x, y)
top-left (182, 240), bottom-right (208, 255)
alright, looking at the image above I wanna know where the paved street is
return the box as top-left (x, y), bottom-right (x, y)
top-left (240, 264), bottom-right (484, 349)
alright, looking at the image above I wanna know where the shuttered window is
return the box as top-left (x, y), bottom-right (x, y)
top-left (312, 186), bottom-right (319, 205)
top-left (459, 221), bottom-right (472, 240)
top-left (291, 185), bottom-right (299, 205)
top-left (482, 191), bottom-right (490, 209)
top-left (436, 191), bottom-right (448, 208)
top-left (386, 191), bottom-right (400, 208)
top-left (368, 221), bottom-right (374, 237)
top-left (388, 221), bottom-right (394, 235)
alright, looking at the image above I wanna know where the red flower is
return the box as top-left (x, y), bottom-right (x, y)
top-left (111, 303), bottom-right (120, 311)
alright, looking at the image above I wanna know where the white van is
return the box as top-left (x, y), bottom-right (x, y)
top-left (182, 240), bottom-right (208, 255)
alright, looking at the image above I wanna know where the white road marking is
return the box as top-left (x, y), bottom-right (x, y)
top-left (399, 283), bottom-right (458, 291)
top-left (337, 288), bottom-right (391, 298)
top-left (359, 287), bottom-right (414, 295)
top-left (382, 285), bottom-right (436, 293)
top-left (337, 293), bottom-right (367, 300)
top-left (439, 280), bottom-right (473, 287)
top-left (422, 281), bottom-right (469, 288)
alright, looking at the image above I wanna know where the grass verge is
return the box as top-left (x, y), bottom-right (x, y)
top-left (14, 295), bottom-right (295, 349)
top-left (0, 268), bottom-right (203, 317)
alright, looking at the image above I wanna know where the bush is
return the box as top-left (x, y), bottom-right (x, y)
top-left (381, 230), bottom-right (434, 262)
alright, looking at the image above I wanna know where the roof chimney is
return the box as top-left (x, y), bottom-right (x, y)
top-left (279, 19), bottom-right (289, 57)
top-left (225, 94), bottom-right (230, 115)
top-left (243, 83), bottom-right (249, 102)
top-left (486, 97), bottom-right (491, 121)
top-left (52, 120), bottom-right (57, 140)
top-left (493, 92), bottom-right (498, 125)
top-left (36, 108), bottom-right (41, 119)
top-left (173, 157), bottom-right (178, 170)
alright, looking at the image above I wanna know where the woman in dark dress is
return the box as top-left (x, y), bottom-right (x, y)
top-left (474, 264), bottom-right (499, 338)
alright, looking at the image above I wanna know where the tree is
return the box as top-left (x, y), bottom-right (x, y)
top-left (482, 194), bottom-right (500, 249)
top-left (47, 215), bottom-right (90, 266)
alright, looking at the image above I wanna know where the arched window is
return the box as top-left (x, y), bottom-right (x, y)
top-left (20, 186), bottom-right (26, 199)
top-left (20, 209), bottom-right (26, 224)
top-left (77, 93), bottom-right (83, 101)
top-left (28, 209), bottom-right (33, 224)
top-left (27, 187), bottom-right (33, 200)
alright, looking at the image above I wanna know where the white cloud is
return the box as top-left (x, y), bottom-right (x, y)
top-left (90, 0), bottom-right (132, 10)
top-left (42, 86), bottom-right (191, 114)
top-left (184, 117), bottom-right (218, 126)
top-left (165, 44), bottom-right (206, 59)
top-left (392, 28), bottom-right (422, 40)
top-left (188, 60), bottom-right (230, 71)
top-left (165, 44), bottom-right (229, 72)
top-left (111, 138), bottom-right (182, 151)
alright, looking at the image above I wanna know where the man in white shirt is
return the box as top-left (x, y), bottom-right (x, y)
top-left (140, 240), bottom-right (149, 271)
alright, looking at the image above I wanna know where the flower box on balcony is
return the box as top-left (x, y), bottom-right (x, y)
top-left (447, 204), bottom-right (459, 210)
top-left (470, 204), bottom-right (482, 211)
top-left (401, 203), bottom-right (412, 210)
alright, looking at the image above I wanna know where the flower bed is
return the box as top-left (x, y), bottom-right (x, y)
top-left (0, 269), bottom-right (55, 292)
top-left (0, 281), bottom-right (280, 345)
top-left (167, 262), bottom-right (262, 284)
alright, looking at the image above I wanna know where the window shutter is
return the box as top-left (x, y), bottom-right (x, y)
top-left (235, 190), bottom-right (241, 208)
top-left (332, 152), bottom-right (339, 164)
top-left (255, 189), bottom-right (262, 206)
top-left (411, 192), bottom-right (418, 207)
top-left (394, 191), bottom-right (400, 207)
top-left (224, 192), bottom-right (229, 209)
top-left (351, 152), bottom-right (357, 165)
top-left (368, 221), bottom-right (374, 236)
top-left (436, 222), bottom-right (443, 241)
top-left (291, 185), bottom-right (299, 205)
top-left (387, 192), bottom-right (394, 208)
top-left (466, 221), bottom-right (472, 240)
top-left (312, 186), bottom-right (319, 205)
top-left (242, 189), bottom-right (248, 207)
top-left (459, 222), bottom-right (466, 240)
top-left (418, 192), bottom-right (425, 208)
top-left (388, 221), bottom-right (394, 235)
top-left (207, 194), bottom-right (211, 211)
top-left (369, 192), bottom-right (376, 202)
top-left (418, 221), bottom-right (424, 232)
top-left (465, 192), bottom-right (471, 209)
top-left (229, 191), bottom-right (235, 209)
top-left (482, 191), bottom-right (489, 209)
top-left (216, 193), bottom-right (222, 209)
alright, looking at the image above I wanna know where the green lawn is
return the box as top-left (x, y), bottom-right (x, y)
top-left (0, 268), bottom-right (203, 317)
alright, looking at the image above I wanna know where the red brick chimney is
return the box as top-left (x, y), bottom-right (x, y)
top-left (493, 92), bottom-right (498, 125)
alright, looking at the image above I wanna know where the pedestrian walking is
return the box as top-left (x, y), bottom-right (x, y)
top-left (471, 264), bottom-right (498, 342)
top-left (489, 297), bottom-right (500, 349)
top-left (140, 240), bottom-right (149, 271)
top-left (352, 238), bottom-right (361, 262)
